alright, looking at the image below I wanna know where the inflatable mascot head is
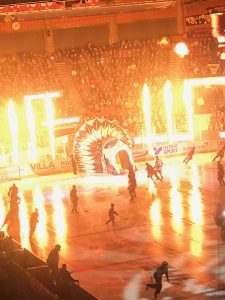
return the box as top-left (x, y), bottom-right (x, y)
top-left (73, 118), bottom-right (135, 175)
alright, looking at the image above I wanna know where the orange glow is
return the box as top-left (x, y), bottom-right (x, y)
top-left (19, 191), bottom-right (30, 248)
top-left (147, 178), bottom-right (157, 195)
top-left (190, 225), bottom-right (203, 257)
top-left (183, 80), bottom-right (194, 141)
top-left (0, 193), bottom-right (6, 228)
top-left (211, 13), bottom-right (219, 38)
top-left (7, 100), bottom-right (19, 164)
top-left (45, 96), bottom-right (55, 160)
top-left (25, 92), bottom-right (60, 101)
top-left (24, 92), bottom-right (60, 163)
top-left (134, 133), bottom-right (193, 144)
top-left (164, 80), bottom-right (173, 143)
top-left (174, 42), bottom-right (189, 58)
top-left (190, 166), bottom-right (203, 225)
top-left (142, 84), bottom-right (152, 147)
top-left (197, 98), bottom-right (204, 106)
top-left (159, 36), bottom-right (169, 45)
top-left (189, 165), bottom-right (204, 256)
top-left (25, 97), bottom-right (37, 163)
top-left (33, 186), bottom-right (47, 246)
top-left (188, 76), bottom-right (225, 87)
top-left (52, 186), bottom-right (67, 244)
top-left (150, 199), bottom-right (162, 240)
top-left (170, 174), bottom-right (183, 234)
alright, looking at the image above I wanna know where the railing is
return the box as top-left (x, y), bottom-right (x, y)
top-left (0, 0), bottom-right (176, 14)
top-left (0, 239), bottom-right (98, 300)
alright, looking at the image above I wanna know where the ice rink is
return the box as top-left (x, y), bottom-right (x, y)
top-left (0, 152), bottom-right (225, 299)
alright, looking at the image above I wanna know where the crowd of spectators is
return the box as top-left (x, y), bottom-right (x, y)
top-left (1, 29), bottom-right (225, 155)
top-left (0, 37), bottom-right (200, 150)
top-left (57, 39), bottom-right (175, 135)
top-left (183, 28), bottom-right (225, 131)
top-left (0, 39), bottom-right (177, 140)
top-left (209, 106), bottom-right (225, 130)
top-left (0, 52), bottom-right (60, 100)
top-left (183, 29), bottom-right (224, 78)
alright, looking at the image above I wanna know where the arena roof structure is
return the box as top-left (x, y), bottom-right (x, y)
top-left (0, 0), bottom-right (176, 20)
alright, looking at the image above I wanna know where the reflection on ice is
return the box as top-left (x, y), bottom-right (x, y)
top-left (52, 186), bottom-right (67, 246)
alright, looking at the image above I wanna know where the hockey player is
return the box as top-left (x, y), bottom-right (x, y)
top-left (146, 163), bottom-right (162, 184)
top-left (106, 203), bottom-right (118, 224)
top-left (212, 145), bottom-right (225, 162)
top-left (183, 146), bottom-right (195, 164)
top-left (146, 261), bottom-right (170, 298)
top-left (154, 156), bottom-right (163, 181)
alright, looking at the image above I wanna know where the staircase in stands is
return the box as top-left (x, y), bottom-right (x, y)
top-left (55, 61), bottom-right (83, 115)
top-left (168, 42), bottom-right (183, 86)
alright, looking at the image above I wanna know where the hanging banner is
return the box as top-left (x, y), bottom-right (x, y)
top-left (185, 14), bottom-right (211, 26)
top-left (207, 5), bottom-right (225, 14)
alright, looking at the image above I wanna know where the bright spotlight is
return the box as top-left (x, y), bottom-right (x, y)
top-left (175, 42), bottom-right (189, 58)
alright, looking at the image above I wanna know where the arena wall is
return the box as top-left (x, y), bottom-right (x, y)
top-left (54, 25), bottom-right (109, 49)
top-left (0, 135), bottom-right (224, 178)
top-left (119, 18), bottom-right (177, 40)
top-left (0, 31), bottom-right (45, 55)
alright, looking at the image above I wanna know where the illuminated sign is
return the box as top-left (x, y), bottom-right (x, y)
top-left (42, 117), bottom-right (80, 126)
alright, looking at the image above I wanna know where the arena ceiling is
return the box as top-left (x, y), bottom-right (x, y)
top-left (0, 1), bottom-right (176, 21)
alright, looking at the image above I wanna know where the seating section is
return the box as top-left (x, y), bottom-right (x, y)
top-left (55, 40), bottom-right (171, 135)
top-left (1, 32), bottom-right (223, 137)
top-left (209, 107), bottom-right (225, 130)
top-left (183, 28), bottom-right (224, 78)
top-left (0, 236), bottom-right (97, 300)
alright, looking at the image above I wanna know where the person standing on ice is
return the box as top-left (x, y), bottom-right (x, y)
top-left (154, 156), bottom-right (164, 181)
top-left (106, 203), bottom-right (118, 224)
top-left (47, 244), bottom-right (61, 281)
top-left (212, 145), bottom-right (225, 162)
top-left (128, 164), bottom-right (137, 200)
top-left (146, 163), bottom-right (162, 184)
top-left (70, 185), bottom-right (79, 213)
top-left (8, 183), bottom-right (19, 203)
top-left (29, 208), bottom-right (39, 238)
top-left (183, 146), bottom-right (195, 164)
top-left (217, 161), bottom-right (225, 187)
top-left (146, 261), bottom-right (170, 298)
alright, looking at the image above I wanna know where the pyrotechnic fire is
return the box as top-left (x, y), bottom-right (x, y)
top-left (142, 84), bottom-right (152, 147)
top-left (45, 96), bottom-right (55, 160)
top-left (24, 92), bottom-right (60, 163)
top-left (25, 97), bottom-right (37, 163)
top-left (164, 81), bottom-right (173, 143)
top-left (7, 100), bottom-right (19, 164)
top-left (183, 80), bottom-right (194, 141)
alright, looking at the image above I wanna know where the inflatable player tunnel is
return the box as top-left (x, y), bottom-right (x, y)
top-left (73, 118), bottom-right (135, 174)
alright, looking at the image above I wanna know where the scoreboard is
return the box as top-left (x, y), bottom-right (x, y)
top-left (211, 12), bottom-right (225, 60)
